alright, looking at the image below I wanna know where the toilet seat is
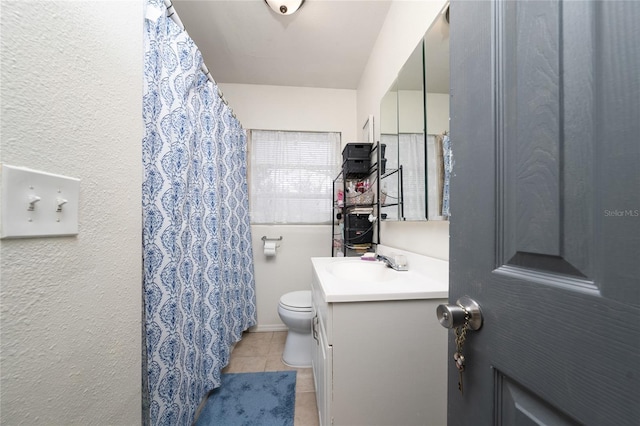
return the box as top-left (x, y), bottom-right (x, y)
top-left (279, 291), bottom-right (312, 312)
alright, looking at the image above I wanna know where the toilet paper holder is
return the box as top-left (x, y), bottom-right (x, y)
top-left (262, 236), bottom-right (282, 257)
top-left (261, 235), bottom-right (283, 247)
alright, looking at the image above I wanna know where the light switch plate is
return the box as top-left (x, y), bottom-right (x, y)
top-left (1, 164), bottom-right (80, 238)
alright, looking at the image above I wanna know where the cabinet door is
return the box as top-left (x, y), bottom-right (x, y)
top-left (313, 318), bottom-right (332, 426)
top-left (312, 315), bottom-right (321, 394)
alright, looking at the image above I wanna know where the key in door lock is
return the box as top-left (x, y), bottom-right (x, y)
top-left (436, 296), bottom-right (483, 330)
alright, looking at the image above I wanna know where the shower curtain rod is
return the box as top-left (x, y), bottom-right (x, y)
top-left (164, 0), bottom-right (237, 119)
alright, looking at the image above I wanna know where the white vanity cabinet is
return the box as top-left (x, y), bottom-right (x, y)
top-left (311, 258), bottom-right (448, 426)
top-left (311, 304), bottom-right (332, 426)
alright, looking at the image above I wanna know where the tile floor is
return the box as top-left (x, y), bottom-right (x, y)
top-left (222, 331), bottom-right (320, 426)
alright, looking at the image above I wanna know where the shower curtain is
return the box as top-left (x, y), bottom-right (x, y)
top-left (142, 3), bottom-right (257, 424)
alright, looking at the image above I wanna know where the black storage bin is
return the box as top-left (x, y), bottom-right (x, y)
top-left (342, 143), bottom-right (373, 161)
top-left (346, 213), bottom-right (371, 230)
top-left (379, 158), bottom-right (387, 175)
top-left (343, 159), bottom-right (370, 178)
top-left (346, 228), bottom-right (373, 244)
top-left (345, 214), bottom-right (373, 244)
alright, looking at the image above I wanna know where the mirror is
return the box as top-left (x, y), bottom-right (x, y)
top-left (379, 7), bottom-right (450, 221)
top-left (379, 80), bottom-right (400, 220)
top-left (424, 10), bottom-right (450, 220)
top-left (398, 40), bottom-right (427, 221)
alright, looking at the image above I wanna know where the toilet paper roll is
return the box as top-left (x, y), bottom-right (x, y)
top-left (264, 241), bottom-right (277, 257)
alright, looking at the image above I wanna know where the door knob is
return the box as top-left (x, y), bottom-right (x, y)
top-left (436, 296), bottom-right (483, 330)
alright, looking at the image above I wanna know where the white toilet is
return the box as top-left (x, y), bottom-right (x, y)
top-left (278, 290), bottom-right (313, 368)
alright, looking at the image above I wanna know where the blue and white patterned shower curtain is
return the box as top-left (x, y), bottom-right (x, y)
top-left (142, 3), bottom-right (257, 424)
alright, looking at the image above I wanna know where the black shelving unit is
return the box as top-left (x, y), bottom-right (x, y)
top-left (331, 142), bottom-right (403, 256)
top-left (332, 143), bottom-right (377, 257)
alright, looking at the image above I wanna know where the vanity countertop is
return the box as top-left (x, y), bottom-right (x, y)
top-left (311, 254), bottom-right (448, 303)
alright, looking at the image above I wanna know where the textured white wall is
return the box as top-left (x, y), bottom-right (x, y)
top-left (357, 0), bottom-right (450, 260)
top-left (0, 1), bottom-right (142, 424)
top-left (218, 83), bottom-right (356, 329)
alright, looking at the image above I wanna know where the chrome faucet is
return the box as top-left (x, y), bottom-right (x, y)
top-left (376, 254), bottom-right (409, 271)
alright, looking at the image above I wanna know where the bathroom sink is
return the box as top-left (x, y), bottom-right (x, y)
top-left (326, 260), bottom-right (398, 282)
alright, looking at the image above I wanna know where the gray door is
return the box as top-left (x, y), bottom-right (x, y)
top-left (447, 0), bottom-right (640, 424)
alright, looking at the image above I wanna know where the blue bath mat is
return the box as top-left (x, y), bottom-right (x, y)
top-left (195, 371), bottom-right (296, 426)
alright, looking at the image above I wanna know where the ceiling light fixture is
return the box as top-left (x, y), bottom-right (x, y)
top-left (264, 0), bottom-right (305, 16)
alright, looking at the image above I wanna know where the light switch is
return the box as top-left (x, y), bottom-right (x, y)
top-left (1, 164), bottom-right (80, 238)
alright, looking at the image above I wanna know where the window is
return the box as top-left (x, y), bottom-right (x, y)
top-left (249, 130), bottom-right (341, 224)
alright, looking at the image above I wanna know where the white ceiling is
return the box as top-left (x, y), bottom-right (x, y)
top-left (173, 0), bottom-right (393, 90)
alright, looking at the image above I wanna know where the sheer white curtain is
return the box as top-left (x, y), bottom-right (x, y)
top-left (426, 134), bottom-right (446, 220)
top-left (249, 130), bottom-right (341, 224)
top-left (380, 133), bottom-right (399, 220)
top-left (399, 133), bottom-right (426, 220)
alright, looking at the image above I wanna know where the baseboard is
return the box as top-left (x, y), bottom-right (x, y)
top-left (248, 324), bottom-right (288, 333)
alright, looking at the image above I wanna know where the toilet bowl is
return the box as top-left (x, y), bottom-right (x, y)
top-left (278, 290), bottom-right (313, 368)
